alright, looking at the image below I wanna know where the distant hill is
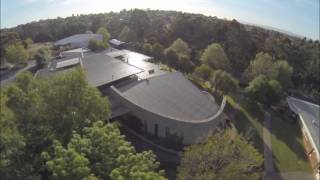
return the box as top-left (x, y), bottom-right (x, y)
top-left (239, 20), bottom-right (305, 39)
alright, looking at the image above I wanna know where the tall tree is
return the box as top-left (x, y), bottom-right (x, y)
top-left (118, 26), bottom-right (137, 42)
top-left (129, 9), bottom-right (150, 39)
top-left (201, 43), bottom-right (231, 72)
top-left (210, 70), bottom-right (238, 95)
top-left (194, 64), bottom-right (213, 80)
top-left (245, 52), bottom-right (277, 81)
top-left (274, 60), bottom-right (293, 89)
top-left (42, 121), bottom-right (166, 180)
top-left (166, 38), bottom-right (191, 59)
top-left (177, 131), bottom-right (263, 180)
top-left (245, 75), bottom-right (283, 105)
top-left (5, 44), bottom-right (29, 66)
top-left (165, 38), bottom-right (193, 71)
top-left (151, 43), bottom-right (164, 62)
top-left (34, 48), bottom-right (51, 68)
top-left (0, 92), bottom-right (25, 179)
top-left (96, 27), bottom-right (110, 48)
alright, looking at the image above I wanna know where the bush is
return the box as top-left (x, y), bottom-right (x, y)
top-left (35, 48), bottom-right (51, 68)
top-left (88, 39), bottom-right (105, 51)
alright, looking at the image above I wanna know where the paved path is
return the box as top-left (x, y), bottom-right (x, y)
top-left (0, 60), bottom-right (36, 86)
top-left (263, 111), bottom-right (275, 176)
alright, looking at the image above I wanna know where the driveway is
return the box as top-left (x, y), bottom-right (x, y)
top-left (0, 60), bottom-right (36, 86)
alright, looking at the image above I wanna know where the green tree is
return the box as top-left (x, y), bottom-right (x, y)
top-left (165, 38), bottom-right (193, 71)
top-left (42, 140), bottom-right (96, 180)
top-left (5, 44), bottom-right (29, 66)
top-left (118, 26), bottom-right (137, 42)
top-left (129, 9), bottom-right (150, 39)
top-left (96, 27), bottom-right (110, 48)
top-left (42, 121), bottom-right (166, 180)
top-left (194, 64), bottom-right (213, 80)
top-left (41, 69), bottom-right (111, 143)
top-left (3, 69), bottom-right (110, 179)
top-left (142, 43), bottom-right (152, 55)
top-left (177, 131), bottom-right (263, 180)
top-left (34, 48), bottom-right (51, 68)
top-left (22, 38), bottom-right (33, 49)
top-left (201, 43), bottom-right (231, 71)
top-left (274, 60), bottom-right (293, 89)
top-left (151, 43), bottom-right (164, 62)
top-left (210, 70), bottom-right (238, 95)
top-left (166, 38), bottom-right (191, 59)
top-left (245, 52), bottom-right (277, 80)
top-left (0, 92), bottom-right (25, 178)
top-left (165, 48), bottom-right (179, 67)
top-left (245, 75), bottom-right (283, 105)
top-left (88, 39), bottom-right (105, 51)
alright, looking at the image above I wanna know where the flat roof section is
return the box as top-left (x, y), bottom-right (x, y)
top-left (106, 49), bottom-right (166, 79)
top-left (115, 72), bottom-right (220, 121)
top-left (56, 58), bottom-right (80, 69)
top-left (82, 52), bottom-right (143, 87)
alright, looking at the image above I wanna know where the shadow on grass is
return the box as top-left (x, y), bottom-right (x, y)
top-left (226, 94), bottom-right (311, 173)
top-left (269, 110), bottom-right (311, 172)
top-left (226, 95), bottom-right (264, 155)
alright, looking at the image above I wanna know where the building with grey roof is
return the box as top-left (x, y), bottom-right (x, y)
top-left (36, 50), bottom-right (143, 88)
top-left (287, 97), bottom-right (320, 177)
top-left (111, 72), bottom-right (226, 144)
top-left (54, 34), bottom-right (103, 48)
top-left (36, 44), bottom-right (225, 145)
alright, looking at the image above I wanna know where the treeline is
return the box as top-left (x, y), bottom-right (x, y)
top-left (1, 9), bottom-right (319, 100)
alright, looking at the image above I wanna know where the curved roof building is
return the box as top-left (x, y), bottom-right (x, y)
top-left (111, 72), bottom-right (226, 144)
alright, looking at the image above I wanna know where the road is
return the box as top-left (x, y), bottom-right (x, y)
top-left (0, 60), bottom-right (36, 87)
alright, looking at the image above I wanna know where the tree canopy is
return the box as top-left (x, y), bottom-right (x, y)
top-left (210, 70), bottom-right (238, 95)
top-left (177, 131), bottom-right (263, 180)
top-left (245, 75), bottom-right (283, 105)
top-left (118, 26), bottom-right (137, 42)
top-left (96, 27), bottom-right (110, 48)
top-left (34, 48), bottom-right (51, 68)
top-left (42, 121), bottom-right (166, 180)
top-left (88, 39), bottom-right (105, 51)
top-left (245, 52), bottom-right (276, 80)
top-left (194, 64), bottom-right (213, 81)
top-left (0, 69), bottom-right (166, 179)
top-left (5, 43), bottom-right (29, 66)
top-left (165, 38), bottom-right (194, 72)
top-left (201, 43), bottom-right (231, 72)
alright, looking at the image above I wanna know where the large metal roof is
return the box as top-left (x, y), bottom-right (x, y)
top-left (81, 52), bottom-right (143, 87)
top-left (287, 97), bottom-right (320, 153)
top-left (36, 51), bottom-right (143, 87)
top-left (54, 34), bottom-right (103, 48)
top-left (115, 72), bottom-right (220, 121)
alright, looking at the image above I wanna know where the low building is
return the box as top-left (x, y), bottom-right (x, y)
top-left (54, 33), bottom-right (103, 49)
top-left (111, 72), bottom-right (226, 144)
top-left (287, 97), bottom-right (320, 179)
top-left (109, 39), bottom-right (127, 49)
top-left (36, 45), bottom-right (225, 145)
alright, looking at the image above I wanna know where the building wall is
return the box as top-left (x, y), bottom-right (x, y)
top-left (111, 87), bottom-right (226, 144)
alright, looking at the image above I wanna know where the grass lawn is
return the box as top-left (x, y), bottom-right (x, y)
top-left (270, 110), bottom-right (312, 172)
top-left (225, 94), bottom-right (264, 154)
top-left (226, 94), bottom-right (311, 173)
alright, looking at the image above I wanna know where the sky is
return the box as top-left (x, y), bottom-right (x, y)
top-left (1, 0), bottom-right (319, 39)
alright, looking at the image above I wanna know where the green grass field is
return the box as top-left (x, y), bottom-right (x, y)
top-left (226, 94), bottom-right (311, 172)
top-left (270, 110), bottom-right (312, 172)
top-left (226, 95), bottom-right (264, 154)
